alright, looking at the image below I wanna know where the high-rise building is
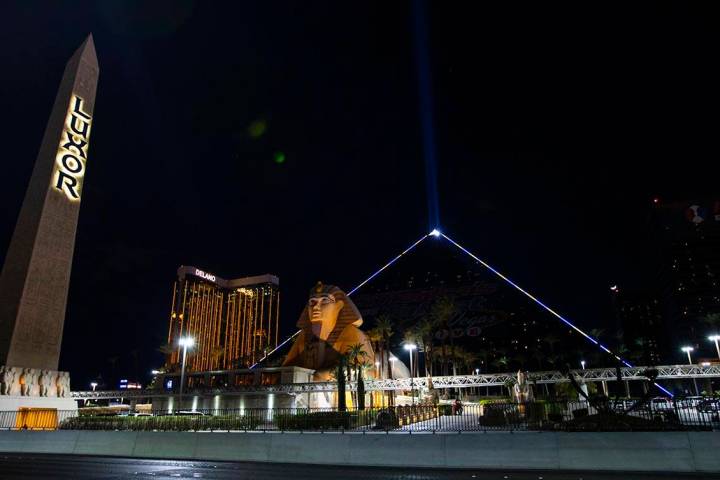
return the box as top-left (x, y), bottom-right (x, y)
top-left (166, 266), bottom-right (280, 372)
top-left (653, 199), bottom-right (720, 349)
top-left (612, 288), bottom-right (664, 365)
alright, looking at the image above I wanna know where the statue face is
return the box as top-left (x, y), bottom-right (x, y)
top-left (308, 293), bottom-right (344, 340)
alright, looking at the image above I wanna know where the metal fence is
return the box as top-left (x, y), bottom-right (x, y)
top-left (1, 398), bottom-right (718, 432)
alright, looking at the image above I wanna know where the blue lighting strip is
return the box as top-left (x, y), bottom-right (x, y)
top-left (439, 231), bottom-right (674, 397)
top-left (347, 233), bottom-right (430, 296)
top-left (250, 232), bottom-right (431, 369)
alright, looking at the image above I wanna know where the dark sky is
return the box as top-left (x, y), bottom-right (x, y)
top-left (0, 2), bottom-right (717, 388)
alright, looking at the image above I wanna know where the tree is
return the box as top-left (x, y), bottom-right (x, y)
top-left (336, 354), bottom-right (347, 412)
top-left (542, 334), bottom-right (559, 353)
top-left (347, 343), bottom-right (368, 411)
top-left (367, 327), bottom-right (383, 377)
top-left (702, 313), bottom-right (720, 331)
top-left (375, 315), bottom-right (395, 406)
top-left (492, 356), bottom-right (509, 371)
top-left (430, 297), bottom-right (456, 376)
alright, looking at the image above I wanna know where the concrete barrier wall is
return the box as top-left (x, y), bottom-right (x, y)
top-left (0, 430), bottom-right (718, 473)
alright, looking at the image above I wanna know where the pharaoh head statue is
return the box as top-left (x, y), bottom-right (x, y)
top-left (297, 282), bottom-right (362, 342)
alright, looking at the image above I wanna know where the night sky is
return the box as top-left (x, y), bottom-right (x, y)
top-left (1, 2), bottom-right (717, 389)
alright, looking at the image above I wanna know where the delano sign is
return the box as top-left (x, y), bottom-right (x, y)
top-left (54, 95), bottom-right (92, 200)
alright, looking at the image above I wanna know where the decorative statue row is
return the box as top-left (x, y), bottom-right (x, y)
top-left (0, 366), bottom-right (70, 397)
top-left (283, 282), bottom-right (375, 381)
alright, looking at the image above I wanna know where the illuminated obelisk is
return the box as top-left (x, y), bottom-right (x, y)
top-left (0, 35), bottom-right (98, 406)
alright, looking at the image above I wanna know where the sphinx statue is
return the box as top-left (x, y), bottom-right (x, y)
top-left (283, 282), bottom-right (375, 381)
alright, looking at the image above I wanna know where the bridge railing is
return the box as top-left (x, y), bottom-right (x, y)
top-left (2, 398), bottom-right (718, 432)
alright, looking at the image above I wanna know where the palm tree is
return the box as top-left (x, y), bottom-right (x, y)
top-left (107, 355), bottom-right (120, 386)
top-left (492, 356), bottom-right (509, 371)
top-left (431, 297), bottom-right (456, 376)
top-left (702, 313), bottom-right (720, 331)
top-left (589, 328), bottom-right (605, 343)
top-left (376, 315), bottom-right (394, 379)
top-left (336, 354), bottom-right (347, 412)
top-left (542, 334), bottom-right (559, 355)
top-left (347, 343), bottom-right (369, 411)
top-left (376, 314), bottom-right (395, 406)
top-left (531, 349), bottom-right (545, 370)
top-left (367, 327), bottom-right (383, 377)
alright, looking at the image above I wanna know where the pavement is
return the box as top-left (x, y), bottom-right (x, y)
top-left (3, 454), bottom-right (720, 480)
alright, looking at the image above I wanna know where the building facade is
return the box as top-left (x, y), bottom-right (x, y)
top-left (653, 199), bottom-right (720, 353)
top-left (166, 266), bottom-right (280, 372)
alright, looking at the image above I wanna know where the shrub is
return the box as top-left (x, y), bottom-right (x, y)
top-left (59, 414), bottom-right (260, 431)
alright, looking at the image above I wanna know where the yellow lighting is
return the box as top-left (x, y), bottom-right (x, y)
top-left (52, 94), bottom-right (92, 201)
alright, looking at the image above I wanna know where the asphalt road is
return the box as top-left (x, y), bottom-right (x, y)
top-left (2, 454), bottom-right (720, 480)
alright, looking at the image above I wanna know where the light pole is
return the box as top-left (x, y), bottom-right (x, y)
top-left (681, 346), bottom-right (699, 395)
top-left (404, 344), bottom-right (417, 404)
top-left (681, 346), bottom-right (694, 365)
top-left (708, 335), bottom-right (720, 361)
top-left (90, 382), bottom-right (97, 392)
top-left (581, 360), bottom-right (586, 370)
top-left (179, 336), bottom-right (195, 409)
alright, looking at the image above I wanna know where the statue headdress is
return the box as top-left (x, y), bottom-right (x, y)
top-left (297, 282), bottom-right (363, 346)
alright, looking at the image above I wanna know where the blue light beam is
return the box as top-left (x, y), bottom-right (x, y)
top-left (439, 231), bottom-right (674, 397)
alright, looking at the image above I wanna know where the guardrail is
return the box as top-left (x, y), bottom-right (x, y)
top-left (3, 398), bottom-right (718, 432)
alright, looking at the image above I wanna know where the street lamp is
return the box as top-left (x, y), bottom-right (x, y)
top-left (681, 346), bottom-right (694, 365)
top-left (90, 382), bottom-right (97, 392)
top-left (681, 346), bottom-right (699, 395)
top-left (404, 344), bottom-right (417, 404)
top-left (580, 360), bottom-right (586, 370)
top-left (179, 336), bottom-right (195, 408)
top-left (708, 335), bottom-right (720, 361)
top-left (474, 368), bottom-right (480, 375)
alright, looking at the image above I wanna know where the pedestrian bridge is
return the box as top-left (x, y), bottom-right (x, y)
top-left (72, 363), bottom-right (720, 400)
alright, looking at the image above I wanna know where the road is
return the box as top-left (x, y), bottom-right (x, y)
top-left (2, 454), bottom-right (718, 479)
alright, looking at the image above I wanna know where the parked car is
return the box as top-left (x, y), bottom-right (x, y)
top-left (649, 397), bottom-right (673, 411)
top-left (679, 396), bottom-right (704, 409)
top-left (175, 410), bottom-right (209, 416)
top-left (697, 399), bottom-right (720, 413)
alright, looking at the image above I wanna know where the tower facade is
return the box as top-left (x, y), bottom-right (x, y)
top-left (167, 266), bottom-right (281, 372)
top-left (0, 36), bottom-right (98, 373)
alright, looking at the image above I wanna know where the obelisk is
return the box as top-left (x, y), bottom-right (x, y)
top-left (0, 35), bottom-right (98, 382)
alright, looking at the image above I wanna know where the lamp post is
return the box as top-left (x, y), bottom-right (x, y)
top-left (681, 346), bottom-right (694, 365)
top-left (581, 360), bottom-right (586, 370)
top-left (179, 336), bottom-right (195, 409)
top-left (708, 335), bottom-right (720, 361)
top-left (404, 344), bottom-right (417, 405)
top-left (90, 382), bottom-right (97, 392)
top-left (681, 346), bottom-right (699, 395)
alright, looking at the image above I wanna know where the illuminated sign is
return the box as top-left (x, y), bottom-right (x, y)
top-left (53, 95), bottom-right (92, 200)
top-left (194, 269), bottom-right (216, 282)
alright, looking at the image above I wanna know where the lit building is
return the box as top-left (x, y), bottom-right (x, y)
top-left (653, 199), bottom-right (720, 350)
top-left (613, 289), bottom-right (664, 365)
top-left (166, 266), bottom-right (280, 372)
